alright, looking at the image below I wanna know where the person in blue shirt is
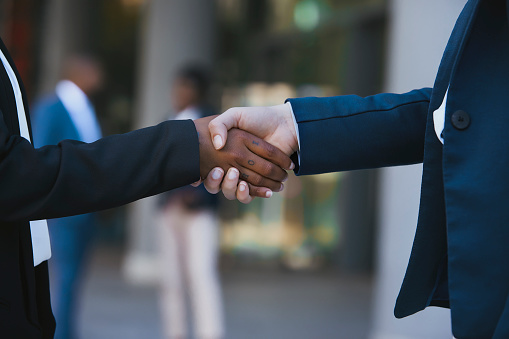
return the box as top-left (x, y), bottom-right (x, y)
top-left (31, 55), bottom-right (104, 339)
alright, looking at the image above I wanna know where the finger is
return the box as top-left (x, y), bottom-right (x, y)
top-left (209, 109), bottom-right (241, 150)
top-left (190, 179), bottom-right (202, 187)
top-left (245, 134), bottom-right (294, 171)
top-left (237, 181), bottom-right (253, 204)
top-left (221, 168), bottom-right (240, 200)
top-left (236, 167), bottom-right (284, 192)
top-left (247, 183), bottom-right (275, 198)
top-left (240, 151), bottom-right (288, 183)
top-left (203, 167), bottom-right (224, 194)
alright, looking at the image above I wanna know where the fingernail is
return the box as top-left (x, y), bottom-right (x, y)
top-left (265, 190), bottom-right (273, 198)
top-left (280, 183), bottom-right (284, 191)
top-left (212, 168), bottom-right (222, 180)
top-left (289, 162), bottom-right (295, 170)
top-left (282, 175), bottom-right (288, 182)
top-left (239, 183), bottom-right (246, 192)
top-left (228, 168), bottom-right (238, 180)
top-left (213, 135), bottom-right (223, 149)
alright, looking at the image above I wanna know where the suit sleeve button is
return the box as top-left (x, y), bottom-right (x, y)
top-left (451, 110), bottom-right (470, 130)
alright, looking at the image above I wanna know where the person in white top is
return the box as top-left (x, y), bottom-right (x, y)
top-left (157, 65), bottom-right (224, 339)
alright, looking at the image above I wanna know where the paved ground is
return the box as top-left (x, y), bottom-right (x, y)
top-left (77, 247), bottom-right (373, 339)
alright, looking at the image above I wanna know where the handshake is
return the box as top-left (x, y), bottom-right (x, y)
top-left (193, 103), bottom-right (299, 204)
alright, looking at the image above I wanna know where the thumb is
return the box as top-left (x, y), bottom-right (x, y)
top-left (208, 109), bottom-right (240, 150)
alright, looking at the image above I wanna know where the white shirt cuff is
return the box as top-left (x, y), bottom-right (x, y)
top-left (433, 88), bottom-right (448, 145)
top-left (286, 102), bottom-right (301, 166)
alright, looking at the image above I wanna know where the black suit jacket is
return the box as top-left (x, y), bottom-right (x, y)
top-left (0, 39), bottom-right (200, 338)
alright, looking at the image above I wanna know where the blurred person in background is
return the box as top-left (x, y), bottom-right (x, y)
top-left (157, 65), bottom-right (223, 339)
top-left (31, 55), bottom-right (103, 339)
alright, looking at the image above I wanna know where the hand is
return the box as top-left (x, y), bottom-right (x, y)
top-left (194, 116), bottom-right (292, 196)
top-left (208, 103), bottom-right (299, 156)
top-left (198, 167), bottom-right (258, 203)
top-left (202, 104), bottom-right (298, 202)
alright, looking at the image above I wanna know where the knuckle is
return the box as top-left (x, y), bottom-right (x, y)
top-left (267, 163), bottom-right (278, 176)
top-left (208, 118), bottom-right (220, 129)
top-left (231, 150), bottom-right (243, 161)
top-left (251, 175), bottom-right (263, 186)
top-left (230, 128), bottom-right (242, 139)
top-left (263, 163), bottom-right (281, 179)
top-left (225, 107), bottom-right (240, 118)
top-left (265, 144), bottom-right (277, 159)
top-left (259, 163), bottom-right (271, 176)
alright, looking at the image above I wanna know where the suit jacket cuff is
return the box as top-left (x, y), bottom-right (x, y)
top-left (159, 119), bottom-right (201, 190)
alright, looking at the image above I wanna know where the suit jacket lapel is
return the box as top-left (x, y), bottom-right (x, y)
top-left (430, 0), bottom-right (481, 112)
top-left (0, 36), bottom-right (40, 326)
top-left (0, 41), bottom-right (19, 135)
top-left (0, 37), bottom-right (33, 140)
top-left (395, 0), bottom-right (484, 318)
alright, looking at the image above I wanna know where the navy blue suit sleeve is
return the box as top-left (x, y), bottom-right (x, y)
top-left (0, 110), bottom-right (200, 222)
top-left (287, 88), bottom-right (432, 175)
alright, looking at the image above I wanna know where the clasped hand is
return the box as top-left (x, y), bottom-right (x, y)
top-left (194, 114), bottom-right (293, 203)
top-left (193, 104), bottom-right (298, 203)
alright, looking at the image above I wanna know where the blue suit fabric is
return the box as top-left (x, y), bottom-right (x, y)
top-left (288, 0), bottom-right (509, 337)
top-left (31, 95), bottom-right (97, 339)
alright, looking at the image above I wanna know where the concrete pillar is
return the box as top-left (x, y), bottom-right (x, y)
top-left (37, 0), bottom-right (92, 96)
top-left (370, 1), bottom-right (466, 338)
top-left (339, 9), bottom-right (386, 273)
top-left (124, 0), bottom-right (215, 284)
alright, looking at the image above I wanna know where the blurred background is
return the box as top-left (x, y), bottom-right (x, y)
top-left (1, 0), bottom-right (467, 338)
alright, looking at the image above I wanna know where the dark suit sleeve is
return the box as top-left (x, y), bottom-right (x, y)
top-left (287, 88), bottom-right (432, 175)
top-left (0, 109), bottom-right (200, 222)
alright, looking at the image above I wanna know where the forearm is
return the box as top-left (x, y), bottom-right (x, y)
top-left (288, 88), bottom-right (432, 175)
top-left (0, 119), bottom-right (200, 222)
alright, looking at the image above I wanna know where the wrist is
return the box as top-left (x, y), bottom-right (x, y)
top-left (193, 117), bottom-right (216, 179)
top-left (275, 103), bottom-right (299, 154)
